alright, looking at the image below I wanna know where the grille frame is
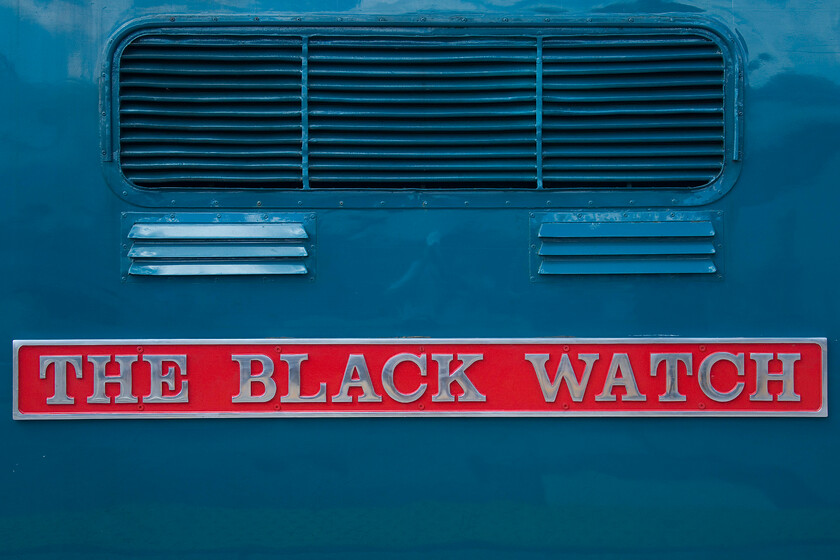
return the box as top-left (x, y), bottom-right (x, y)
top-left (101, 16), bottom-right (743, 209)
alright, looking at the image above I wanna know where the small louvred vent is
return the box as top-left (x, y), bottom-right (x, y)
top-left (531, 213), bottom-right (720, 276)
top-left (112, 26), bottom-right (733, 191)
top-left (307, 37), bottom-right (538, 187)
top-left (123, 213), bottom-right (314, 277)
top-left (542, 35), bottom-right (725, 188)
top-left (119, 35), bottom-right (303, 188)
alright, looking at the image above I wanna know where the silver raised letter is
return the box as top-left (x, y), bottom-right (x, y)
top-left (281, 354), bottom-right (326, 403)
top-left (750, 353), bottom-right (801, 402)
top-left (431, 354), bottom-right (486, 403)
top-left (651, 353), bottom-right (692, 403)
top-left (698, 352), bottom-right (745, 402)
top-left (39, 356), bottom-right (83, 405)
top-left (381, 353), bottom-right (427, 403)
top-left (596, 353), bottom-right (646, 402)
top-left (143, 355), bottom-right (189, 403)
top-left (525, 353), bottom-right (599, 402)
top-left (87, 355), bottom-right (138, 404)
top-left (232, 355), bottom-right (277, 403)
top-left (332, 355), bottom-right (382, 403)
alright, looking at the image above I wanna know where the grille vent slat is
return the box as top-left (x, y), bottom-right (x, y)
top-left (116, 29), bottom-right (729, 190)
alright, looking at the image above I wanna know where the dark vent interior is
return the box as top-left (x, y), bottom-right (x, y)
top-left (115, 29), bottom-right (728, 190)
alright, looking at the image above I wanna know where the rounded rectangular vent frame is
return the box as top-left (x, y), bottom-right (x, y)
top-left (101, 16), bottom-right (743, 209)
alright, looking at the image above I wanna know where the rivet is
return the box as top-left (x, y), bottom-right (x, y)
top-left (275, 346), bottom-right (282, 352)
top-left (121, 276), bottom-right (126, 282)
top-left (170, 213), bottom-right (175, 219)
top-left (530, 244), bottom-right (536, 249)
top-left (138, 404), bottom-right (144, 410)
top-left (420, 17), bottom-right (426, 22)
top-left (505, 201), bottom-right (511, 205)
top-left (309, 276), bottom-right (315, 281)
top-left (576, 213), bottom-right (582, 218)
top-left (464, 201), bottom-right (469, 207)
top-left (212, 17), bottom-right (218, 22)
top-left (562, 403), bottom-right (570, 410)
top-left (101, 150), bottom-right (106, 155)
top-left (422, 201), bottom-right (428, 207)
top-left (298, 201), bottom-right (302, 205)
top-left (256, 200), bottom-right (262, 206)
top-left (309, 213), bottom-right (315, 219)
top-left (121, 212), bottom-right (127, 218)
top-left (101, 111), bottom-right (106, 116)
top-left (122, 190), bottom-right (127, 196)
top-left (216, 213), bottom-right (221, 218)
top-left (563, 345), bottom-right (569, 351)
top-left (339, 201), bottom-right (344, 206)
top-left (586, 17), bottom-right (592, 22)
top-left (628, 17), bottom-right (634, 22)
top-left (379, 17), bottom-right (386, 22)
top-left (670, 212), bottom-right (675, 217)
top-left (546, 200), bottom-right (551, 205)
top-left (274, 404), bottom-right (280, 410)
top-left (629, 200), bottom-right (635, 204)
top-left (254, 16), bottom-right (260, 21)
top-left (296, 17), bottom-right (301, 21)
top-left (380, 201), bottom-right (385, 205)
top-left (137, 346), bottom-right (144, 353)
top-left (122, 244), bottom-right (127, 249)
top-left (338, 17), bottom-right (343, 22)
top-left (698, 402), bottom-right (706, 409)
top-left (101, 72), bottom-right (106, 77)
top-left (588, 200), bottom-right (593, 206)
top-left (419, 404), bottom-right (425, 410)
top-left (169, 17), bottom-right (175, 22)
top-left (544, 18), bottom-right (550, 22)
top-left (502, 18), bottom-right (509, 22)
top-left (170, 200), bottom-right (176, 206)
top-left (262, 214), bottom-right (268, 220)
top-left (529, 213), bottom-right (534, 218)
top-left (699, 345), bottom-right (706, 351)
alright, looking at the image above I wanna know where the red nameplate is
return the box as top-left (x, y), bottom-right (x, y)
top-left (13, 338), bottom-right (826, 418)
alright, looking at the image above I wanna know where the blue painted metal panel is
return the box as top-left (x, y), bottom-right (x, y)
top-left (1, 1), bottom-right (840, 559)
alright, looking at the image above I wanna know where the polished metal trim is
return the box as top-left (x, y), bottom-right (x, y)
top-left (12, 338), bottom-right (827, 420)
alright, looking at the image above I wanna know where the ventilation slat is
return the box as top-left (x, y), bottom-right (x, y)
top-left (539, 221), bottom-right (714, 238)
top-left (129, 222), bottom-right (308, 239)
top-left (543, 75), bottom-right (722, 90)
top-left (543, 144), bottom-right (723, 157)
top-left (121, 131), bottom-right (302, 144)
top-left (129, 263), bottom-right (309, 276)
top-left (128, 244), bottom-right (308, 259)
top-left (539, 258), bottom-right (717, 275)
top-left (539, 239), bottom-right (715, 256)
top-left (542, 116), bottom-right (723, 129)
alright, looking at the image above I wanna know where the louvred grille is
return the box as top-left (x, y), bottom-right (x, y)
top-left (116, 28), bottom-right (728, 190)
